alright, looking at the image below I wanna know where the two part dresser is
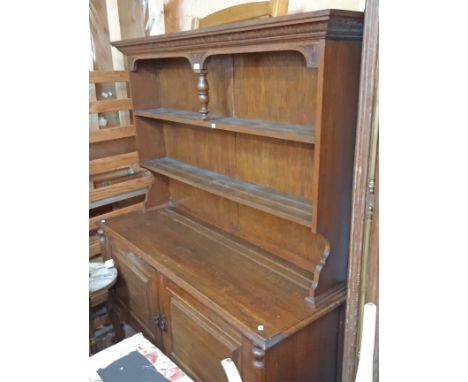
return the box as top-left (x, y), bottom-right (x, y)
top-left (98, 9), bottom-right (363, 382)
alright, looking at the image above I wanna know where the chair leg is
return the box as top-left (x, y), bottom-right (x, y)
top-left (108, 296), bottom-right (125, 343)
top-left (89, 298), bottom-right (97, 355)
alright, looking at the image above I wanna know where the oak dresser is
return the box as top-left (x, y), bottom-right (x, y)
top-left (98, 9), bottom-right (364, 382)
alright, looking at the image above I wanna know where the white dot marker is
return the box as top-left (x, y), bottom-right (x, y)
top-left (193, 63), bottom-right (201, 70)
top-left (211, 122), bottom-right (216, 129)
top-left (257, 325), bottom-right (264, 331)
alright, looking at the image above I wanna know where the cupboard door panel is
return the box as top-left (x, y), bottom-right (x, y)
top-left (112, 244), bottom-right (160, 345)
top-left (161, 282), bottom-right (242, 382)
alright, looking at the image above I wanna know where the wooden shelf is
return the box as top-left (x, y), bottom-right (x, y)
top-left (135, 108), bottom-right (315, 144)
top-left (141, 157), bottom-right (313, 228)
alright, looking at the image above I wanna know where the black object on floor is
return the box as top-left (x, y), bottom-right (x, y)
top-left (97, 350), bottom-right (169, 382)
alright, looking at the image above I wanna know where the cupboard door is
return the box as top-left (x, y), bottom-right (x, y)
top-left (111, 243), bottom-right (161, 346)
top-left (160, 280), bottom-right (242, 382)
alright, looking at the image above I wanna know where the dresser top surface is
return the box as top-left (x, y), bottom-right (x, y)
top-left (101, 207), bottom-right (344, 345)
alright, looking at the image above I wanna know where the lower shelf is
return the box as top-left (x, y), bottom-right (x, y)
top-left (141, 157), bottom-right (313, 228)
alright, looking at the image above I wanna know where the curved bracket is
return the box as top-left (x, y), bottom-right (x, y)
top-left (296, 44), bottom-right (320, 68)
top-left (128, 42), bottom-right (321, 71)
top-left (129, 54), bottom-right (194, 72)
top-left (305, 234), bottom-right (331, 307)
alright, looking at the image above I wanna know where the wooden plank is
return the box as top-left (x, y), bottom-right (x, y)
top-left (89, 83), bottom-right (100, 132)
top-left (135, 108), bottom-right (315, 144)
top-left (90, 70), bottom-right (129, 83)
top-left (89, 152), bottom-right (139, 175)
top-left (197, 2), bottom-right (271, 29)
top-left (89, 173), bottom-right (153, 203)
top-left (270, 0), bottom-right (289, 17)
top-left (89, 201), bottom-right (146, 230)
top-left (90, 187), bottom-right (148, 209)
top-left (89, 98), bottom-right (133, 113)
top-left (90, 0), bottom-right (120, 127)
top-left (90, 290), bottom-right (109, 307)
top-left (342, 1), bottom-right (379, 381)
top-left (89, 239), bottom-right (101, 258)
top-left (92, 314), bottom-right (111, 329)
top-left (89, 125), bottom-right (136, 143)
top-left (106, 0), bottom-right (131, 126)
top-left (90, 167), bottom-right (140, 183)
top-left (141, 157), bottom-right (313, 228)
top-left (117, 0), bottom-right (145, 39)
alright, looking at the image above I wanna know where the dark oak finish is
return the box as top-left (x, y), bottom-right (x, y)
top-left (141, 157), bottom-right (313, 227)
top-left (111, 243), bottom-right (162, 347)
top-left (100, 207), bottom-right (347, 378)
top-left (102, 10), bottom-right (363, 382)
top-left (160, 280), bottom-right (243, 382)
top-left (134, 108), bottom-right (315, 144)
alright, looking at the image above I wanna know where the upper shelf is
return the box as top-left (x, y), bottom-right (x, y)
top-left (141, 157), bottom-right (313, 228)
top-left (135, 108), bottom-right (315, 144)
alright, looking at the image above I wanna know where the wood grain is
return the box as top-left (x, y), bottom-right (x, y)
top-left (89, 236), bottom-right (101, 258)
top-left (89, 201), bottom-right (145, 230)
top-left (195, 2), bottom-right (271, 29)
top-left (89, 98), bottom-right (133, 113)
top-left (103, 207), bottom-right (325, 341)
top-left (236, 134), bottom-right (314, 200)
top-left (89, 70), bottom-right (129, 83)
top-left (106, 10), bottom-right (364, 381)
top-left (135, 108), bottom-right (315, 143)
top-left (89, 136), bottom-right (136, 162)
top-left (341, 1), bottom-right (379, 380)
top-left (312, 39), bottom-right (362, 296)
top-left (89, 151), bottom-right (139, 175)
top-left (89, 125), bottom-right (136, 143)
top-left (142, 157), bottom-right (313, 227)
top-left (163, 123), bottom-right (236, 176)
top-left (233, 51), bottom-right (317, 126)
top-left (89, 172), bottom-right (153, 203)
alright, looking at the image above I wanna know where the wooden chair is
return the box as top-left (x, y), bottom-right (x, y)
top-left (89, 262), bottom-right (118, 354)
top-left (89, 70), bottom-right (153, 259)
top-left (89, 71), bottom-right (153, 351)
top-left (191, 0), bottom-right (288, 29)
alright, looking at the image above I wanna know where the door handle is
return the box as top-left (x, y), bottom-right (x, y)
top-left (154, 314), bottom-right (168, 332)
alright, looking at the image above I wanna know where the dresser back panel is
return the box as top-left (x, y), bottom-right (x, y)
top-left (235, 134), bottom-right (314, 200)
top-left (231, 51), bottom-right (318, 126)
top-left (163, 123), bottom-right (237, 177)
top-left (139, 52), bottom-right (317, 126)
top-left (155, 58), bottom-right (200, 112)
top-left (169, 180), bottom-right (318, 272)
top-left (164, 123), bottom-right (314, 200)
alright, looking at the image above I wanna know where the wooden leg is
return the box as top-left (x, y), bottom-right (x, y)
top-left (89, 297), bottom-right (97, 355)
top-left (108, 294), bottom-right (125, 343)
